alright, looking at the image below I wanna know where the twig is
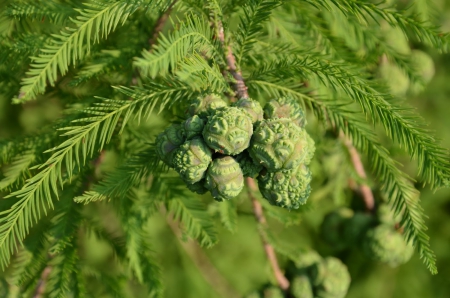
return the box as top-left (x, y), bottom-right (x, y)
top-left (148, 0), bottom-right (178, 48)
top-left (340, 132), bottom-right (375, 212)
top-left (165, 209), bottom-right (239, 298)
top-left (32, 266), bottom-right (52, 298)
top-left (246, 178), bottom-right (290, 290)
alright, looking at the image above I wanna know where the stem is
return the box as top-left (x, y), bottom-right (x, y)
top-left (340, 132), bottom-right (375, 212)
top-left (32, 266), bottom-right (52, 298)
top-left (148, 0), bottom-right (178, 48)
top-left (246, 178), bottom-right (290, 290)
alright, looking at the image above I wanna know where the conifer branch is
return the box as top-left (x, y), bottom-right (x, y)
top-left (340, 132), bottom-right (375, 212)
top-left (148, 0), bottom-right (178, 47)
top-left (246, 178), bottom-right (290, 290)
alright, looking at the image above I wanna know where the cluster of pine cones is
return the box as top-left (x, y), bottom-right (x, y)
top-left (155, 94), bottom-right (315, 209)
top-left (321, 204), bottom-right (414, 267)
top-left (246, 251), bottom-right (351, 298)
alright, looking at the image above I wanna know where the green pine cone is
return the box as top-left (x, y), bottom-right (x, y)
top-left (235, 151), bottom-right (263, 178)
top-left (205, 156), bottom-right (244, 201)
top-left (310, 257), bottom-right (351, 298)
top-left (291, 275), bottom-right (314, 298)
top-left (184, 115), bottom-right (205, 140)
top-left (203, 107), bottom-right (253, 155)
top-left (263, 97), bottom-right (307, 127)
top-left (173, 138), bottom-right (212, 184)
top-left (409, 50), bottom-right (435, 94)
top-left (185, 180), bottom-right (208, 195)
top-left (321, 208), bottom-right (354, 251)
top-left (376, 203), bottom-right (401, 225)
top-left (378, 62), bottom-right (410, 96)
top-left (187, 94), bottom-right (227, 118)
top-left (155, 124), bottom-right (186, 167)
top-left (343, 212), bottom-right (374, 245)
top-left (233, 97), bottom-right (264, 123)
top-left (362, 224), bottom-right (414, 267)
top-left (304, 133), bottom-right (315, 165)
top-left (249, 118), bottom-right (310, 172)
top-left (257, 164), bottom-right (312, 209)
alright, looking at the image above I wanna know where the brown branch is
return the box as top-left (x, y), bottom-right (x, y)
top-left (148, 0), bottom-right (178, 48)
top-left (246, 178), bottom-right (290, 291)
top-left (340, 132), bottom-right (375, 212)
top-left (32, 265), bottom-right (52, 298)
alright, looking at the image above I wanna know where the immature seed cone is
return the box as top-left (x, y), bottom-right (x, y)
top-left (410, 50), bottom-right (435, 94)
top-left (203, 107), bottom-right (253, 155)
top-left (263, 97), bottom-right (307, 127)
top-left (310, 257), bottom-right (351, 298)
top-left (187, 94), bottom-right (227, 118)
top-left (376, 204), bottom-right (401, 225)
top-left (257, 164), bottom-right (312, 209)
top-left (343, 212), bottom-right (374, 245)
top-left (184, 115), bottom-right (205, 140)
top-left (249, 119), bottom-right (310, 172)
top-left (362, 224), bottom-right (414, 267)
top-left (304, 133), bottom-right (316, 165)
top-left (173, 138), bottom-right (212, 184)
top-left (233, 97), bottom-right (264, 123)
top-left (378, 62), bottom-right (410, 96)
top-left (185, 180), bottom-right (208, 194)
top-left (155, 124), bottom-right (186, 167)
top-left (235, 151), bottom-right (263, 178)
top-left (291, 275), bottom-right (314, 298)
top-left (321, 208), bottom-right (354, 251)
top-left (205, 156), bottom-right (244, 201)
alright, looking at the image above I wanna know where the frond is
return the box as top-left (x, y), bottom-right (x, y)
top-left (234, 0), bottom-right (282, 66)
top-left (45, 243), bottom-right (78, 298)
top-left (167, 196), bottom-right (218, 247)
top-left (246, 78), bottom-right (438, 274)
top-left (133, 15), bottom-right (218, 78)
top-left (0, 152), bottom-right (35, 191)
top-left (14, 0), bottom-right (155, 103)
top-left (74, 147), bottom-right (164, 204)
top-left (248, 55), bottom-right (450, 189)
top-left (217, 200), bottom-right (238, 233)
top-left (308, 0), bottom-right (449, 52)
top-left (5, 1), bottom-right (78, 25)
top-left (0, 82), bottom-right (197, 268)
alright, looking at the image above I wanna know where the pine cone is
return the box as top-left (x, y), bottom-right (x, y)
top-left (410, 50), bottom-right (435, 94)
top-left (362, 224), bottom-right (414, 267)
top-left (184, 115), bottom-right (205, 140)
top-left (173, 138), bottom-right (212, 184)
top-left (205, 156), bottom-right (244, 201)
top-left (291, 275), bottom-right (314, 298)
top-left (233, 97), bottom-right (264, 123)
top-left (321, 208), bottom-right (354, 251)
top-left (263, 97), bottom-right (307, 127)
top-left (155, 123), bottom-right (186, 167)
top-left (304, 133), bottom-right (315, 165)
top-left (185, 180), bottom-right (208, 194)
top-left (235, 151), bottom-right (263, 178)
top-left (376, 204), bottom-right (401, 225)
top-left (203, 107), bottom-right (253, 155)
top-left (257, 164), bottom-right (312, 209)
top-left (249, 119), bottom-right (311, 172)
top-left (343, 212), bottom-right (374, 245)
top-left (187, 94), bottom-right (227, 118)
top-left (310, 257), bottom-right (351, 298)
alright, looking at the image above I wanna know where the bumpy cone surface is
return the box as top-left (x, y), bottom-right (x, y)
top-left (233, 97), bottom-right (264, 123)
top-left (263, 97), bottom-right (307, 127)
top-left (203, 107), bottom-right (253, 155)
top-left (187, 94), bottom-right (227, 118)
top-left (173, 138), bottom-right (212, 184)
top-left (205, 156), bottom-right (244, 201)
top-left (291, 275), bottom-right (314, 298)
top-left (235, 151), bottom-right (263, 178)
top-left (184, 115), bottom-right (205, 140)
top-left (185, 180), bottom-right (208, 194)
top-left (249, 118), bottom-right (309, 172)
top-left (257, 164), bottom-right (312, 209)
top-left (362, 224), bottom-right (414, 267)
top-left (310, 257), bottom-right (351, 298)
top-left (321, 208), bottom-right (354, 251)
top-left (155, 124), bottom-right (186, 167)
top-left (304, 133), bottom-right (316, 165)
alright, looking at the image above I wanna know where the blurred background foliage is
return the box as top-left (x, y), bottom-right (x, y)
top-left (1, 0), bottom-right (450, 297)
